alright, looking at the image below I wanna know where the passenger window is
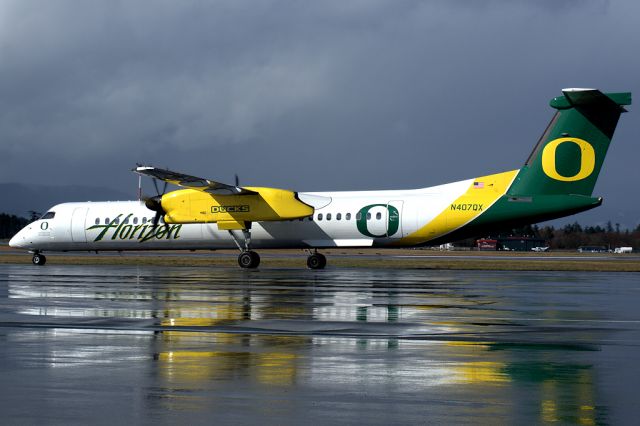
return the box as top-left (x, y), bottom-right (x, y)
top-left (95, 218), bottom-right (100, 225)
top-left (326, 213), bottom-right (332, 221)
top-left (133, 217), bottom-right (138, 225)
top-left (376, 212), bottom-right (382, 220)
top-left (142, 217), bottom-right (147, 224)
top-left (124, 217), bottom-right (129, 224)
top-left (366, 213), bottom-right (371, 220)
top-left (114, 218), bottom-right (120, 225)
top-left (41, 212), bottom-right (55, 219)
top-left (105, 218), bottom-right (110, 225)
top-left (317, 213), bottom-right (323, 221)
top-left (336, 213), bottom-right (342, 221)
top-left (356, 212), bottom-right (362, 221)
top-left (346, 213), bottom-right (351, 220)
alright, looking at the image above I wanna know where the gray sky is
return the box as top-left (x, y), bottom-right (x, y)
top-left (1, 0), bottom-right (638, 227)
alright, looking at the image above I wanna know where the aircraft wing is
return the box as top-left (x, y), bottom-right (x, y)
top-left (134, 166), bottom-right (258, 195)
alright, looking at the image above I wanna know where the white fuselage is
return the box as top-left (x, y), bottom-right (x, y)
top-left (9, 179), bottom-right (473, 252)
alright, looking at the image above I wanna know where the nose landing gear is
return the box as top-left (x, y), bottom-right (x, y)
top-left (32, 252), bottom-right (47, 266)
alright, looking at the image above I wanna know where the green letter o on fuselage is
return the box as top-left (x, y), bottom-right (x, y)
top-left (356, 204), bottom-right (399, 238)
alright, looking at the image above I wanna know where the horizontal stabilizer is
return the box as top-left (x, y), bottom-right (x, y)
top-left (552, 89), bottom-right (631, 110)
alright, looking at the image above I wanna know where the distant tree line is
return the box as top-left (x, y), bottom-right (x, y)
top-left (460, 221), bottom-right (640, 250)
top-left (0, 214), bottom-right (30, 239)
top-left (523, 221), bottom-right (640, 250)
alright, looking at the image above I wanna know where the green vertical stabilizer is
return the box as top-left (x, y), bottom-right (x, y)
top-left (444, 89), bottom-right (632, 242)
top-left (508, 89), bottom-right (631, 197)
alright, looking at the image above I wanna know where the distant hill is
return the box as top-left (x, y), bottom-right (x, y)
top-left (0, 183), bottom-right (133, 218)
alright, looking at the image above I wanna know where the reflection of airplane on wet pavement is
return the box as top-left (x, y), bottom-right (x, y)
top-left (5, 265), bottom-right (608, 423)
top-left (10, 89), bottom-right (631, 268)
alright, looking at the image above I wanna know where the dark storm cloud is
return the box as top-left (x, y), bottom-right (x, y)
top-left (0, 0), bottom-right (638, 225)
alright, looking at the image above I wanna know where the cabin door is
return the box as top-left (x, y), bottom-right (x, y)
top-left (386, 200), bottom-right (403, 238)
top-left (71, 207), bottom-right (88, 242)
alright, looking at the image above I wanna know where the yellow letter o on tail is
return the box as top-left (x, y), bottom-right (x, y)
top-left (541, 138), bottom-right (595, 182)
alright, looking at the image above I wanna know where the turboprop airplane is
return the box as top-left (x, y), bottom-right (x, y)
top-left (9, 88), bottom-right (631, 269)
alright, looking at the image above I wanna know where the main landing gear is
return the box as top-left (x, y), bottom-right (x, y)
top-left (228, 228), bottom-right (260, 269)
top-left (238, 251), bottom-right (260, 269)
top-left (32, 252), bottom-right (46, 266)
top-left (228, 226), bottom-right (326, 270)
top-left (306, 250), bottom-right (326, 270)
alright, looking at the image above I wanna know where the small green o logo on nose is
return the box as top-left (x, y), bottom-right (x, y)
top-left (356, 204), bottom-right (399, 238)
top-left (40, 222), bottom-right (49, 230)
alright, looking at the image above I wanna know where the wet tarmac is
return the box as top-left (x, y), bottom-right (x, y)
top-left (0, 264), bottom-right (638, 425)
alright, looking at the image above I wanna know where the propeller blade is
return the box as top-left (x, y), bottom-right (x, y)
top-left (143, 194), bottom-right (166, 230)
top-left (151, 211), bottom-right (162, 230)
top-left (235, 174), bottom-right (239, 187)
top-left (150, 212), bottom-right (170, 232)
top-left (140, 172), bottom-right (169, 229)
top-left (152, 178), bottom-right (161, 196)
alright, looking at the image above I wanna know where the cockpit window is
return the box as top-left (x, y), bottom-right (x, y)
top-left (41, 212), bottom-right (55, 219)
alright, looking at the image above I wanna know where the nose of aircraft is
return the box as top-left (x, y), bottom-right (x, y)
top-left (9, 229), bottom-right (25, 248)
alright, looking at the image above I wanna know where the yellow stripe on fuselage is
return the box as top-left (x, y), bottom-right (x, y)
top-left (398, 169), bottom-right (519, 245)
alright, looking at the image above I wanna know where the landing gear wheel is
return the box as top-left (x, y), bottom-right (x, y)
top-left (32, 253), bottom-right (46, 266)
top-left (238, 251), bottom-right (260, 269)
top-left (307, 253), bottom-right (326, 270)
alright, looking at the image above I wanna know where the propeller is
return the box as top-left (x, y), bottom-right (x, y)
top-left (144, 195), bottom-right (165, 228)
top-left (140, 171), bottom-right (169, 231)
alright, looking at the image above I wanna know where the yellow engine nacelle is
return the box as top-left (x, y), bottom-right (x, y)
top-left (160, 187), bottom-right (314, 230)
